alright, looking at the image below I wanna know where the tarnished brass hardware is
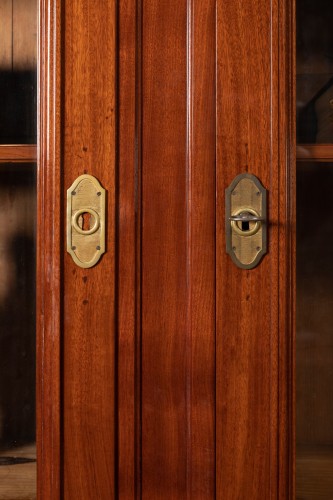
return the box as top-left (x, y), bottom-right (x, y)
top-left (67, 174), bottom-right (105, 268)
top-left (229, 212), bottom-right (265, 222)
top-left (225, 173), bottom-right (267, 269)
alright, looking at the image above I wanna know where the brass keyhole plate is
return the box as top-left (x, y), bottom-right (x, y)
top-left (67, 174), bottom-right (106, 268)
top-left (225, 173), bottom-right (267, 269)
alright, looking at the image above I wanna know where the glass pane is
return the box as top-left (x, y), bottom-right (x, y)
top-left (297, 162), bottom-right (333, 498)
top-left (0, 0), bottom-right (37, 144)
top-left (296, 1), bottom-right (333, 497)
top-left (0, 0), bottom-right (37, 497)
top-left (0, 164), bottom-right (36, 498)
top-left (0, 71), bottom-right (37, 144)
top-left (297, 0), bottom-right (333, 143)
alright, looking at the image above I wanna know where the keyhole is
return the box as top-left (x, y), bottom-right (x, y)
top-left (241, 220), bottom-right (250, 231)
top-left (79, 212), bottom-right (93, 231)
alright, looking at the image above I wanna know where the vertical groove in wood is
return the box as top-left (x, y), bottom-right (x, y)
top-left (277, 0), bottom-right (296, 498)
top-left (117, 0), bottom-right (140, 496)
top-left (290, 0), bottom-right (296, 494)
top-left (186, 5), bottom-right (193, 497)
top-left (62, 1), bottom-right (116, 498)
top-left (37, 1), bottom-right (61, 498)
top-left (136, 1), bottom-right (143, 496)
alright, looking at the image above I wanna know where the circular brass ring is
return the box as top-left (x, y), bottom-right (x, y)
top-left (73, 208), bottom-right (100, 235)
top-left (230, 207), bottom-right (261, 237)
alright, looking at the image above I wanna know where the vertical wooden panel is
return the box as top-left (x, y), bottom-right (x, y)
top-left (0, 0), bottom-right (12, 69)
top-left (188, 1), bottom-right (216, 497)
top-left (141, 1), bottom-right (188, 495)
top-left (13, 0), bottom-right (37, 70)
top-left (141, 0), bottom-right (216, 497)
top-left (216, 0), bottom-right (285, 497)
top-left (63, 1), bottom-right (116, 498)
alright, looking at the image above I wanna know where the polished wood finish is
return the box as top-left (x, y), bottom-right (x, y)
top-left (141, 0), bottom-right (188, 493)
top-left (296, 144), bottom-right (333, 161)
top-left (37, 1), bottom-right (61, 499)
top-left (117, 0), bottom-right (137, 496)
top-left (36, 0), bottom-right (296, 497)
top-left (216, 0), bottom-right (294, 498)
top-left (62, 1), bottom-right (116, 498)
top-left (139, 1), bottom-right (216, 497)
top-left (0, 145), bottom-right (37, 162)
top-left (187, 2), bottom-right (216, 495)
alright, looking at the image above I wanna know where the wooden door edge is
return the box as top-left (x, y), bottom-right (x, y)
top-left (37, 1), bottom-right (62, 498)
top-left (278, 0), bottom-right (296, 497)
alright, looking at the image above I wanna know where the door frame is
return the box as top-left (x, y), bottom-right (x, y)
top-left (37, 1), bottom-right (61, 498)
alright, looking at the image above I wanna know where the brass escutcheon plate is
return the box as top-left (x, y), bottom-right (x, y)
top-left (225, 173), bottom-right (267, 269)
top-left (67, 174), bottom-right (106, 268)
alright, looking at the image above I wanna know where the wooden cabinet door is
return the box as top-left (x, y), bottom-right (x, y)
top-left (38, 0), bottom-right (293, 498)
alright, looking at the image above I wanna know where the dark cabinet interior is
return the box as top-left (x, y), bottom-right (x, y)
top-left (296, 0), bottom-right (333, 498)
top-left (0, 1), bottom-right (37, 498)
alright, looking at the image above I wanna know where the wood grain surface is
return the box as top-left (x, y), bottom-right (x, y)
top-left (36, 0), bottom-right (295, 497)
top-left (117, 0), bottom-right (137, 496)
top-left (139, 1), bottom-right (216, 498)
top-left (216, 0), bottom-right (294, 498)
top-left (62, 1), bottom-right (116, 498)
top-left (141, 1), bottom-right (188, 496)
top-left (186, 1), bottom-right (216, 496)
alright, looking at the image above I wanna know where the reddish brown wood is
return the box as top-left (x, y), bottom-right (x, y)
top-left (0, 145), bottom-right (37, 163)
top-left (280, 2), bottom-right (296, 498)
top-left (37, 1), bottom-right (61, 499)
top-left (141, 1), bottom-right (188, 495)
top-left (296, 144), bottom-right (333, 162)
top-left (62, 1), bottom-right (116, 498)
top-left (140, 1), bottom-right (216, 497)
top-left (187, 1), bottom-right (216, 496)
top-left (117, 0), bottom-right (138, 496)
top-left (216, 0), bottom-right (293, 498)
